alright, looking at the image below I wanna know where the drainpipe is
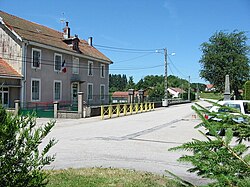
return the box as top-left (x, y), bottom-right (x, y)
top-left (21, 41), bottom-right (28, 107)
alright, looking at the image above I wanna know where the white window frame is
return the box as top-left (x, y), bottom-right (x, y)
top-left (31, 48), bottom-right (41, 69)
top-left (87, 83), bottom-right (93, 100)
top-left (54, 53), bottom-right (62, 72)
top-left (100, 64), bottom-right (105, 78)
top-left (100, 84), bottom-right (105, 100)
top-left (72, 57), bottom-right (79, 74)
top-left (53, 80), bottom-right (62, 101)
top-left (88, 61), bottom-right (93, 76)
top-left (31, 78), bottom-right (41, 102)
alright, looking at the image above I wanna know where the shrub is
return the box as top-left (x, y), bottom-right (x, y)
top-left (0, 105), bottom-right (56, 187)
top-left (169, 102), bottom-right (250, 186)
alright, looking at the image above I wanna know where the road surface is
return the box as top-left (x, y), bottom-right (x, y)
top-left (39, 100), bottom-right (212, 185)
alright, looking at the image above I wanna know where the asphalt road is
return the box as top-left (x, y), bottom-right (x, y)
top-left (39, 100), bottom-right (212, 185)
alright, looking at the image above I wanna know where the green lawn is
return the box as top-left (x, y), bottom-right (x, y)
top-left (199, 92), bottom-right (223, 100)
top-left (46, 168), bottom-right (184, 187)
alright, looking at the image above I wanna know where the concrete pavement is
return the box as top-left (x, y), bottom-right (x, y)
top-left (39, 101), bottom-right (212, 185)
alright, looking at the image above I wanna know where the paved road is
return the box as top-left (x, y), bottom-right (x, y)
top-left (39, 100), bottom-right (212, 185)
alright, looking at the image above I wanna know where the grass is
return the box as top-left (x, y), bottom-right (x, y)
top-left (46, 167), bottom-right (184, 187)
top-left (199, 92), bottom-right (223, 100)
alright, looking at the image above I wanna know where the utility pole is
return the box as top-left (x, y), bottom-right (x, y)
top-left (196, 83), bottom-right (199, 100)
top-left (188, 76), bottom-right (191, 101)
top-left (164, 48), bottom-right (168, 106)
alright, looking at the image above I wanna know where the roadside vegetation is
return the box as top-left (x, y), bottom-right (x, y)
top-left (199, 30), bottom-right (250, 99)
top-left (199, 92), bottom-right (223, 100)
top-left (46, 168), bottom-right (184, 187)
top-left (0, 106), bottom-right (56, 187)
top-left (169, 101), bottom-right (250, 186)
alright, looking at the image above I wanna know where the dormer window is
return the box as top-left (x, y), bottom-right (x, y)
top-left (32, 48), bottom-right (41, 69)
top-left (72, 36), bottom-right (80, 51)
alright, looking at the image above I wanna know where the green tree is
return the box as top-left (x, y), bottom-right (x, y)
top-left (135, 78), bottom-right (145, 90)
top-left (109, 74), bottom-right (127, 92)
top-left (0, 106), bottom-right (56, 187)
top-left (190, 83), bottom-right (206, 92)
top-left (168, 75), bottom-right (189, 90)
top-left (148, 82), bottom-right (165, 101)
top-left (169, 102), bottom-right (250, 186)
top-left (126, 76), bottom-right (136, 90)
top-left (244, 81), bottom-right (250, 100)
top-left (199, 31), bottom-right (250, 99)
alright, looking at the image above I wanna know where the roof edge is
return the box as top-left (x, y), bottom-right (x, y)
top-left (0, 16), bottom-right (22, 42)
top-left (26, 40), bottom-right (113, 64)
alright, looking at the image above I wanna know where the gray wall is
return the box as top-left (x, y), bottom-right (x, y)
top-left (25, 45), bottom-right (110, 105)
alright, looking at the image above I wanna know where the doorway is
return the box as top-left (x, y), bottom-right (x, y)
top-left (71, 83), bottom-right (79, 105)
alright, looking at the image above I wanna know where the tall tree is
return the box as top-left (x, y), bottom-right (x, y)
top-left (109, 74), bottom-right (127, 92)
top-left (199, 31), bottom-right (250, 99)
top-left (126, 76), bottom-right (136, 90)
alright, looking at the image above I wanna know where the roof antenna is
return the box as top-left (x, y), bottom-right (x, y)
top-left (60, 12), bottom-right (66, 30)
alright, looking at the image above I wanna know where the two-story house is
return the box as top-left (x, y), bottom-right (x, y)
top-left (0, 11), bottom-right (112, 108)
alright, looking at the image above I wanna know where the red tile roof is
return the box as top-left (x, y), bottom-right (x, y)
top-left (0, 58), bottom-right (22, 78)
top-left (0, 11), bottom-right (112, 63)
top-left (112, 92), bottom-right (129, 97)
top-left (112, 91), bottom-right (148, 97)
top-left (206, 84), bottom-right (214, 89)
top-left (168, 87), bottom-right (185, 93)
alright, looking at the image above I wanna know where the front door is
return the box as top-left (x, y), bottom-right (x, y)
top-left (71, 83), bottom-right (79, 105)
top-left (0, 87), bottom-right (9, 108)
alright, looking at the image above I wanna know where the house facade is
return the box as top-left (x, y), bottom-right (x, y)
top-left (167, 87), bottom-right (185, 98)
top-left (0, 11), bottom-right (112, 108)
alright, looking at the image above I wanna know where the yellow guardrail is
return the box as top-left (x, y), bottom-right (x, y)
top-left (101, 102), bottom-right (155, 120)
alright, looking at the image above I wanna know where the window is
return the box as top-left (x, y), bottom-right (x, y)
top-left (32, 48), bottom-right (41, 69)
top-left (100, 84), bottom-right (105, 100)
top-left (100, 64), bottom-right (105, 78)
top-left (88, 61), bottom-right (93, 76)
top-left (54, 53), bottom-right (62, 71)
top-left (54, 81), bottom-right (62, 101)
top-left (31, 79), bottom-right (41, 101)
top-left (87, 83), bottom-right (93, 100)
top-left (72, 57), bottom-right (79, 74)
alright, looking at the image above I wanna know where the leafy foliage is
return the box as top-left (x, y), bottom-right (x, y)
top-left (109, 74), bottom-right (128, 92)
top-left (244, 81), bottom-right (250, 100)
top-left (199, 30), bottom-right (250, 99)
top-left (0, 106), bottom-right (56, 187)
top-left (169, 102), bottom-right (250, 186)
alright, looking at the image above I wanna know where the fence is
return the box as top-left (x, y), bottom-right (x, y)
top-left (100, 102), bottom-right (154, 120)
top-left (19, 101), bottom-right (54, 118)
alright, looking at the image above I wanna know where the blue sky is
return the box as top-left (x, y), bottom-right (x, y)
top-left (1, 0), bottom-right (249, 83)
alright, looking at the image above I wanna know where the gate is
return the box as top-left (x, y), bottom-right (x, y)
top-left (19, 102), bottom-right (54, 118)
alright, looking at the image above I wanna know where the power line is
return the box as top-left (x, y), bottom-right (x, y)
top-left (115, 52), bottom-right (155, 63)
top-left (94, 44), bottom-right (163, 53)
top-left (167, 55), bottom-right (187, 78)
top-left (111, 64), bottom-right (164, 71)
top-left (0, 55), bottom-right (164, 71)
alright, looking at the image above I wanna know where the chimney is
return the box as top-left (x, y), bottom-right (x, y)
top-left (88, 37), bottom-right (93, 46)
top-left (63, 21), bottom-right (70, 39)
